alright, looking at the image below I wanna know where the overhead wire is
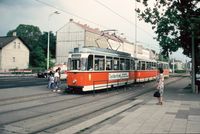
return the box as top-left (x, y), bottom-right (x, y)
top-left (93, 0), bottom-right (156, 39)
top-left (35, 0), bottom-right (158, 51)
top-left (34, 0), bottom-right (110, 29)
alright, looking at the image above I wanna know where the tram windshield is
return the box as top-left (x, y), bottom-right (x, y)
top-left (68, 58), bottom-right (87, 71)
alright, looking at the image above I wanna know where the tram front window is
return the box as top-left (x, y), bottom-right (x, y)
top-left (68, 58), bottom-right (87, 71)
top-left (71, 59), bottom-right (80, 70)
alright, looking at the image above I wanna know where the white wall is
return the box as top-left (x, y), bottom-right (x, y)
top-left (1, 38), bottom-right (29, 70)
top-left (56, 21), bottom-right (157, 64)
top-left (56, 22), bottom-right (85, 64)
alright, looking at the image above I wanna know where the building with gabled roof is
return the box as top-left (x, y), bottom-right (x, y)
top-left (0, 36), bottom-right (30, 71)
top-left (56, 19), bottom-right (157, 64)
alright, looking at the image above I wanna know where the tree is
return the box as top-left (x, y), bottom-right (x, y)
top-left (7, 24), bottom-right (42, 50)
top-left (38, 32), bottom-right (56, 58)
top-left (135, 0), bottom-right (200, 57)
top-left (7, 24), bottom-right (56, 68)
top-left (31, 46), bottom-right (46, 68)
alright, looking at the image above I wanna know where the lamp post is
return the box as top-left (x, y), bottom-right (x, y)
top-left (47, 11), bottom-right (60, 70)
top-left (134, 1), bottom-right (137, 58)
top-left (191, 17), bottom-right (200, 93)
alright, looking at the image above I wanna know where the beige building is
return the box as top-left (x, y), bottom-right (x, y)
top-left (56, 19), bottom-right (158, 64)
top-left (0, 36), bottom-right (30, 71)
top-left (56, 19), bottom-right (108, 64)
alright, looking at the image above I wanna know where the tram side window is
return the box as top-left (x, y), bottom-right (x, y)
top-left (120, 58), bottom-right (125, 70)
top-left (141, 61), bottom-right (146, 70)
top-left (136, 61), bottom-right (140, 70)
top-left (94, 55), bottom-right (105, 70)
top-left (87, 55), bottom-right (93, 70)
top-left (158, 63), bottom-right (163, 69)
top-left (126, 59), bottom-right (130, 70)
top-left (152, 62), bottom-right (156, 69)
top-left (106, 57), bottom-right (113, 70)
top-left (130, 60), bottom-right (135, 70)
top-left (163, 63), bottom-right (168, 69)
top-left (146, 62), bottom-right (151, 70)
top-left (114, 58), bottom-right (119, 70)
top-left (166, 64), bottom-right (169, 69)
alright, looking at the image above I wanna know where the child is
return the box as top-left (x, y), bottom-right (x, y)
top-left (48, 71), bottom-right (54, 89)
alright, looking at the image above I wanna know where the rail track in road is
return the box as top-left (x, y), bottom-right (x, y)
top-left (0, 77), bottom-right (185, 134)
top-left (0, 76), bottom-right (48, 89)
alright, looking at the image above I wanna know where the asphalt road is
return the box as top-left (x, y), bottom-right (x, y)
top-left (0, 76), bottom-right (187, 134)
top-left (0, 76), bottom-right (49, 89)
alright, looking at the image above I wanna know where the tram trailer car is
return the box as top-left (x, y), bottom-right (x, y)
top-left (67, 47), bottom-right (169, 92)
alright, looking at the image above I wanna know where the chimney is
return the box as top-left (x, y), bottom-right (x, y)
top-left (13, 32), bottom-right (17, 36)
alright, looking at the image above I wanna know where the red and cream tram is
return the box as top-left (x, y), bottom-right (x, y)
top-left (67, 47), bottom-right (169, 92)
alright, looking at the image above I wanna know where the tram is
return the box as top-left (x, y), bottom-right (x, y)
top-left (67, 47), bottom-right (169, 92)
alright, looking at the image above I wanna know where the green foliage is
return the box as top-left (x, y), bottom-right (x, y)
top-left (7, 24), bottom-right (56, 69)
top-left (7, 24), bottom-right (42, 50)
top-left (38, 32), bottom-right (56, 58)
top-left (136, 0), bottom-right (200, 57)
top-left (158, 53), bottom-right (169, 62)
top-left (31, 46), bottom-right (46, 68)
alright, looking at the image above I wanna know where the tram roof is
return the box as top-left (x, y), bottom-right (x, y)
top-left (69, 47), bottom-right (132, 58)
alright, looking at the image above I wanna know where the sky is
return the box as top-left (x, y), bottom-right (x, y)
top-left (0, 0), bottom-right (190, 62)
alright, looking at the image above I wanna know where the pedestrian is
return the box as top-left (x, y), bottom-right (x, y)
top-left (53, 68), bottom-right (61, 92)
top-left (48, 71), bottom-right (54, 89)
top-left (155, 68), bottom-right (164, 105)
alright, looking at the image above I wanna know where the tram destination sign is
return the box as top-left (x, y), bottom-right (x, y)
top-left (72, 54), bottom-right (81, 58)
top-left (109, 72), bottom-right (129, 80)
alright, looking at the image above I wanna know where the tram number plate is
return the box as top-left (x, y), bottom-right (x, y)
top-left (109, 72), bottom-right (129, 80)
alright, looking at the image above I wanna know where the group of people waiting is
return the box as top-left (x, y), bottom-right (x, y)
top-left (47, 67), bottom-right (61, 92)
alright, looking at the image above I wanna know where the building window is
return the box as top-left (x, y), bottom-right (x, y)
top-left (13, 57), bottom-right (15, 62)
top-left (18, 44), bottom-right (20, 49)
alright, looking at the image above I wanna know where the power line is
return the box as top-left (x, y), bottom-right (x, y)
top-left (93, 0), bottom-right (155, 38)
top-left (34, 0), bottom-right (158, 49)
top-left (34, 0), bottom-right (110, 29)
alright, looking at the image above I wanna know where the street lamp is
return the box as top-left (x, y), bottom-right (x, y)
top-left (47, 11), bottom-right (60, 70)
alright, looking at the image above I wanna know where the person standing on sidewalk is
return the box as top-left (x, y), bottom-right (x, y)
top-left (156, 68), bottom-right (164, 105)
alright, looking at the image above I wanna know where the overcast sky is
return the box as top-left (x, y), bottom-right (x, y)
top-left (0, 0), bottom-right (190, 62)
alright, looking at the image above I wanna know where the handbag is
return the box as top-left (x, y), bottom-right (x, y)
top-left (153, 91), bottom-right (160, 97)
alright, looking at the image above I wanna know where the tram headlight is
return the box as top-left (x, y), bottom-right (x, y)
top-left (73, 79), bottom-right (77, 84)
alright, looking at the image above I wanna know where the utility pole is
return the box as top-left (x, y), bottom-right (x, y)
top-left (191, 23), bottom-right (196, 93)
top-left (134, 1), bottom-right (137, 58)
top-left (173, 58), bottom-right (175, 74)
top-left (47, 11), bottom-right (60, 70)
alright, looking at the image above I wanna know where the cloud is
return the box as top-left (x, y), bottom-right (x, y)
top-left (0, 0), bottom-right (33, 6)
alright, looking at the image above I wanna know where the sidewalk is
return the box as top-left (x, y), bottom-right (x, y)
top-left (82, 77), bottom-right (200, 134)
top-left (57, 77), bottom-right (200, 134)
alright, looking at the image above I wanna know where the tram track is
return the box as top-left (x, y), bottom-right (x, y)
top-left (0, 86), bottom-right (137, 125)
top-left (1, 86), bottom-right (145, 134)
top-left (34, 77), bottom-right (185, 134)
top-left (0, 92), bottom-right (58, 106)
top-left (0, 77), bottom-right (185, 134)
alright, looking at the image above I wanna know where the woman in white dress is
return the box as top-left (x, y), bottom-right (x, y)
top-left (156, 68), bottom-right (164, 105)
